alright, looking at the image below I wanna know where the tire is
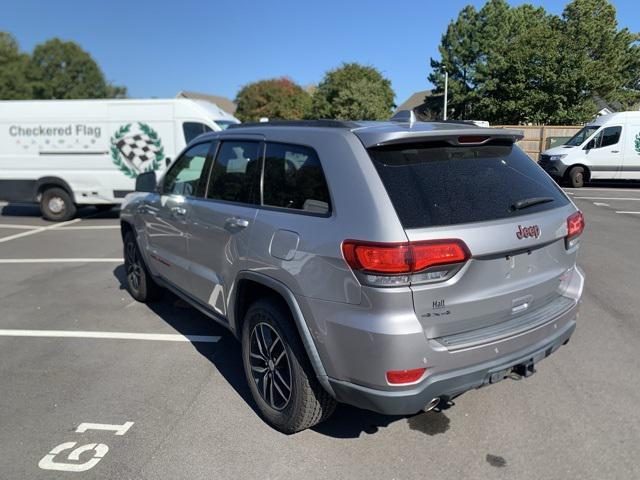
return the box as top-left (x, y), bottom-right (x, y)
top-left (242, 298), bottom-right (336, 433)
top-left (568, 166), bottom-right (586, 188)
top-left (40, 187), bottom-right (76, 222)
top-left (123, 230), bottom-right (161, 302)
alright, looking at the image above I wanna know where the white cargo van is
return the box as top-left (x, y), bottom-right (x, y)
top-left (0, 98), bottom-right (239, 220)
top-left (540, 111), bottom-right (640, 187)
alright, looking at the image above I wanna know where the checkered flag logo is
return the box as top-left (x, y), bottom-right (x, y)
top-left (110, 123), bottom-right (164, 178)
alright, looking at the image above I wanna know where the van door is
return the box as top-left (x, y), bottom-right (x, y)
top-left (141, 141), bottom-right (213, 292)
top-left (584, 125), bottom-right (624, 180)
top-left (621, 122), bottom-right (640, 180)
top-left (186, 139), bottom-right (263, 315)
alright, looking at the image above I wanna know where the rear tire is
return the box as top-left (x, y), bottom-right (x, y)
top-left (40, 187), bottom-right (76, 222)
top-left (242, 298), bottom-right (336, 433)
top-left (568, 166), bottom-right (586, 188)
top-left (123, 230), bottom-right (161, 302)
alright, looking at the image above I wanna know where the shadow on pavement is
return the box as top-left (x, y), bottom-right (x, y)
top-left (112, 264), bottom-right (452, 438)
top-left (581, 180), bottom-right (640, 189)
top-left (0, 202), bottom-right (120, 219)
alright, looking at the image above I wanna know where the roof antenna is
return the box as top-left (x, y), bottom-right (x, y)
top-left (389, 109), bottom-right (417, 127)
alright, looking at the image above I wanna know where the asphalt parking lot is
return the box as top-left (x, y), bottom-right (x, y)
top-left (1, 184), bottom-right (639, 480)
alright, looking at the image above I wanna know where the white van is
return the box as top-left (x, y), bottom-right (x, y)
top-left (0, 98), bottom-right (239, 220)
top-left (540, 111), bottom-right (640, 187)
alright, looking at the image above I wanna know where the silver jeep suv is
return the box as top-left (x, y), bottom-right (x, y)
top-left (120, 117), bottom-right (585, 433)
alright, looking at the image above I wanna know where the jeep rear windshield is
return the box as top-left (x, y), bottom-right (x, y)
top-left (368, 140), bottom-right (569, 229)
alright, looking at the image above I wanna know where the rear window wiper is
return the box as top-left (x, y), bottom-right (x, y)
top-left (510, 196), bottom-right (554, 211)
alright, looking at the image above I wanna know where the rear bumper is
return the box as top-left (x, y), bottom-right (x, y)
top-left (328, 317), bottom-right (576, 415)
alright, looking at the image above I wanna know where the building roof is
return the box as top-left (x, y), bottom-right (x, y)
top-left (395, 89), bottom-right (434, 112)
top-left (176, 90), bottom-right (236, 114)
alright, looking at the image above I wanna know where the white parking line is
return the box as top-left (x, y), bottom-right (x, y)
top-left (0, 218), bottom-right (81, 243)
top-left (52, 225), bottom-right (120, 230)
top-left (0, 223), bottom-right (42, 230)
top-left (573, 197), bottom-right (640, 201)
top-left (615, 211), bottom-right (640, 215)
top-left (0, 258), bottom-right (123, 263)
top-left (0, 329), bottom-right (221, 343)
top-left (565, 187), bottom-right (640, 193)
top-left (593, 202), bottom-right (610, 207)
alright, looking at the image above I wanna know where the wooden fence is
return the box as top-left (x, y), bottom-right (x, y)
top-left (495, 125), bottom-right (581, 161)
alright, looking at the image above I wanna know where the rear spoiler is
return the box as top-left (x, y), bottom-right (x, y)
top-left (354, 115), bottom-right (523, 148)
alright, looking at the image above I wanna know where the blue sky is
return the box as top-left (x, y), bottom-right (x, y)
top-left (4, 0), bottom-right (639, 105)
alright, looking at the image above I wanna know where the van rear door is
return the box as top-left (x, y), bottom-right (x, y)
top-left (367, 138), bottom-right (580, 343)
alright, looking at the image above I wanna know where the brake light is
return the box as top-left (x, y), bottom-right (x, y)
top-left (342, 239), bottom-right (470, 286)
top-left (566, 211), bottom-right (584, 249)
top-left (386, 368), bottom-right (427, 384)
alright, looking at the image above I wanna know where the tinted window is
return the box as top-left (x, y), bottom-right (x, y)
top-left (183, 122), bottom-right (213, 143)
top-left (163, 142), bottom-right (211, 196)
top-left (263, 143), bottom-right (331, 215)
top-left (368, 141), bottom-right (569, 229)
top-left (207, 141), bottom-right (261, 204)
top-left (596, 126), bottom-right (622, 148)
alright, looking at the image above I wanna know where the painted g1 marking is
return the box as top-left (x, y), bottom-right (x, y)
top-left (38, 442), bottom-right (109, 472)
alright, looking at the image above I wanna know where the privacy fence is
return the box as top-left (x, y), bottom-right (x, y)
top-left (496, 125), bottom-right (582, 161)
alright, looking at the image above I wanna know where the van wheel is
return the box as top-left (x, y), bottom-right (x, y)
top-left (242, 298), bottom-right (336, 433)
top-left (40, 187), bottom-right (76, 222)
top-left (123, 230), bottom-right (161, 302)
top-left (568, 166), bottom-right (586, 188)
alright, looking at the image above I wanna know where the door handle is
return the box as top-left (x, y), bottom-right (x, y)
top-left (611, 150), bottom-right (620, 153)
top-left (171, 206), bottom-right (187, 216)
top-left (225, 217), bottom-right (249, 228)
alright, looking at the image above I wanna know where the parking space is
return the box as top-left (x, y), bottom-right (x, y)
top-left (0, 191), bottom-right (639, 480)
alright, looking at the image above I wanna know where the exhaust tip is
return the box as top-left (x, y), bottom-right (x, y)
top-left (423, 397), bottom-right (441, 412)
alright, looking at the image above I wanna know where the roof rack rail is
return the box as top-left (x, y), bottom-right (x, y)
top-left (227, 119), bottom-right (359, 129)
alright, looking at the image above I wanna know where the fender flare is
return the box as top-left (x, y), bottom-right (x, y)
top-left (233, 271), bottom-right (335, 397)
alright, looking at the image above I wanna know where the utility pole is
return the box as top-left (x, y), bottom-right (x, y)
top-left (443, 70), bottom-right (448, 121)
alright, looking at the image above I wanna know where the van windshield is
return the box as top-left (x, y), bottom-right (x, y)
top-left (215, 120), bottom-right (239, 130)
top-left (565, 126), bottom-right (599, 146)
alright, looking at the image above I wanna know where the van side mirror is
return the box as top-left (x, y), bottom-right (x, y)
top-left (584, 139), bottom-right (595, 150)
top-left (135, 171), bottom-right (157, 192)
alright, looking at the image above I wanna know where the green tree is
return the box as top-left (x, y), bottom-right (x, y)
top-left (428, 0), bottom-right (640, 124)
top-left (29, 38), bottom-right (126, 99)
top-left (235, 77), bottom-right (311, 122)
top-left (562, 0), bottom-right (640, 110)
top-left (310, 63), bottom-right (395, 120)
top-left (0, 32), bottom-right (32, 99)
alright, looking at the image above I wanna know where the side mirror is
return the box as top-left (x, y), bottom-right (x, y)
top-left (135, 171), bottom-right (157, 192)
top-left (584, 139), bottom-right (595, 150)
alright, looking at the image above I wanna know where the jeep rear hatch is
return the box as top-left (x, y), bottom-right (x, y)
top-left (364, 137), bottom-right (581, 344)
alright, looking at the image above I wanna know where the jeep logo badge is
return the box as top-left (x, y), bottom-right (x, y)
top-left (516, 224), bottom-right (541, 239)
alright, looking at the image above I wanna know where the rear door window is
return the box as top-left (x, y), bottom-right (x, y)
top-left (206, 141), bottom-right (261, 204)
top-left (368, 141), bottom-right (569, 229)
top-left (263, 143), bottom-right (331, 215)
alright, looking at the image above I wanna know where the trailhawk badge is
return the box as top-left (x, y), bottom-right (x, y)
top-left (516, 224), bottom-right (541, 239)
top-left (110, 123), bottom-right (164, 178)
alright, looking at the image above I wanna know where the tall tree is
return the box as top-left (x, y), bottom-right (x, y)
top-left (0, 32), bottom-right (32, 99)
top-left (235, 77), bottom-right (311, 122)
top-left (29, 38), bottom-right (126, 99)
top-left (310, 63), bottom-right (395, 120)
top-left (562, 0), bottom-right (640, 110)
top-left (428, 0), bottom-right (640, 124)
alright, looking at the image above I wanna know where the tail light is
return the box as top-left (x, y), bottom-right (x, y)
top-left (386, 368), bottom-right (427, 385)
top-left (342, 239), bottom-right (470, 287)
top-left (566, 211), bottom-right (584, 249)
